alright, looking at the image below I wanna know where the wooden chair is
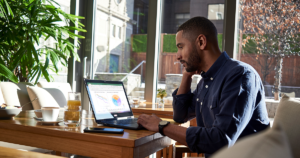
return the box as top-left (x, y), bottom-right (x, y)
top-left (156, 118), bottom-right (205, 158)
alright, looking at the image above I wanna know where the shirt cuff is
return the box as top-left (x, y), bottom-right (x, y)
top-left (172, 88), bottom-right (192, 100)
top-left (186, 126), bottom-right (200, 152)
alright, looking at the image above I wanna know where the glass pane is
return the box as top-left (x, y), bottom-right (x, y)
top-left (93, 0), bottom-right (148, 103)
top-left (39, 0), bottom-right (70, 83)
top-left (112, 24), bottom-right (116, 37)
top-left (208, 4), bottom-right (224, 20)
top-left (158, 1), bottom-right (225, 105)
top-left (235, 1), bottom-right (300, 100)
top-left (184, 14), bottom-right (190, 19)
top-left (175, 14), bottom-right (184, 19)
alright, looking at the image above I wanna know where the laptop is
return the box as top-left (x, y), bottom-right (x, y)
top-left (84, 79), bottom-right (144, 130)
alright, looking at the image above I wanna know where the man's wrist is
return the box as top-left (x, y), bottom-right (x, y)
top-left (159, 121), bottom-right (170, 136)
top-left (182, 74), bottom-right (193, 81)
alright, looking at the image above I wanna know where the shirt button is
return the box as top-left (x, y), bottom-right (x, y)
top-left (210, 105), bottom-right (212, 109)
top-left (201, 102), bottom-right (203, 105)
top-left (205, 85), bottom-right (208, 88)
top-left (210, 77), bottom-right (213, 80)
top-left (197, 98), bottom-right (199, 101)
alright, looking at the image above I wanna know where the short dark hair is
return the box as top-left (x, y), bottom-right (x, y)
top-left (177, 16), bottom-right (218, 43)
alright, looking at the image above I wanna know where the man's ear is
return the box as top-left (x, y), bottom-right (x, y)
top-left (196, 34), bottom-right (207, 50)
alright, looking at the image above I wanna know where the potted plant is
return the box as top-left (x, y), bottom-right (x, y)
top-left (0, 0), bottom-right (18, 83)
top-left (157, 88), bottom-right (167, 108)
top-left (0, 0), bottom-right (86, 83)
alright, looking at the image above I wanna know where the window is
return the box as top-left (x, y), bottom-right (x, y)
top-left (39, 0), bottom-right (70, 83)
top-left (234, 1), bottom-right (300, 100)
top-left (175, 13), bottom-right (190, 28)
top-left (78, 0), bottom-right (227, 105)
top-left (112, 24), bottom-right (116, 37)
top-left (115, 0), bottom-right (122, 4)
top-left (93, 0), bottom-right (148, 102)
top-left (158, 1), bottom-right (225, 103)
top-left (175, 13), bottom-right (190, 19)
top-left (208, 4), bottom-right (224, 20)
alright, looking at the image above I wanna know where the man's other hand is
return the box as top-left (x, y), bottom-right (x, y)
top-left (137, 114), bottom-right (162, 132)
top-left (183, 68), bottom-right (200, 78)
top-left (177, 68), bottom-right (201, 95)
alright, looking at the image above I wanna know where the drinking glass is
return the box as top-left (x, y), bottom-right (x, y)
top-left (64, 92), bottom-right (81, 127)
top-left (132, 98), bottom-right (140, 108)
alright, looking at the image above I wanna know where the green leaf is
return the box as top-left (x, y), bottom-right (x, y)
top-left (9, 46), bottom-right (27, 71)
top-left (28, 42), bottom-right (39, 62)
top-left (32, 34), bottom-right (39, 45)
top-left (41, 64), bottom-right (50, 82)
top-left (0, 3), bottom-right (7, 20)
top-left (44, 51), bottom-right (50, 69)
top-left (49, 49), bottom-right (59, 72)
top-left (33, 67), bottom-right (41, 84)
top-left (3, 0), bottom-right (13, 17)
top-left (0, 63), bottom-right (18, 83)
top-left (65, 26), bottom-right (87, 32)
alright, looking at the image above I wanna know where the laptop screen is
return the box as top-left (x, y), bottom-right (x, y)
top-left (86, 81), bottom-right (131, 120)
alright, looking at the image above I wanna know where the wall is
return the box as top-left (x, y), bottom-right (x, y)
top-left (162, 0), bottom-right (190, 33)
top-left (240, 54), bottom-right (300, 87)
top-left (190, 0), bottom-right (225, 33)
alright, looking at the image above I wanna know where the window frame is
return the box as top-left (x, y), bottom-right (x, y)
top-left (70, 0), bottom-right (236, 107)
top-left (207, 3), bottom-right (225, 20)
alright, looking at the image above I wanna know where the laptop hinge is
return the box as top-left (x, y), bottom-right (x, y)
top-left (117, 116), bottom-right (134, 120)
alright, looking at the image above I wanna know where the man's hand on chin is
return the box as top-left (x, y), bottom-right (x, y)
top-left (137, 114), bottom-right (162, 132)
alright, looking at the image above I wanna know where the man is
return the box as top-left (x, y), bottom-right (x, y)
top-left (137, 17), bottom-right (270, 157)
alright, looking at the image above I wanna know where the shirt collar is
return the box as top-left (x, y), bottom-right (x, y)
top-left (201, 51), bottom-right (230, 79)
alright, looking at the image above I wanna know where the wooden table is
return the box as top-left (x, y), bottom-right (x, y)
top-left (0, 110), bottom-right (177, 158)
top-left (0, 145), bottom-right (63, 158)
top-left (131, 102), bottom-right (174, 119)
top-left (132, 102), bottom-right (198, 158)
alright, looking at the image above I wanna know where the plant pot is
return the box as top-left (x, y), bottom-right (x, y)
top-left (157, 98), bottom-right (164, 108)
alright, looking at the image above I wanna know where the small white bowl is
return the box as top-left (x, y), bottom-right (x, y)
top-left (0, 108), bottom-right (21, 119)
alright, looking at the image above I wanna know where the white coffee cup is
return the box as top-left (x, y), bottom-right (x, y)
top-left (41, 107), bottom-right (60, 121)
top-left (132, 98), bottom-right (139, 103)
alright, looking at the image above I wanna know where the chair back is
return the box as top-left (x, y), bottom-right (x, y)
top-left (273, 95), bottom-right (300, 158)
top-left (0, 82), bottom-right (34, 110)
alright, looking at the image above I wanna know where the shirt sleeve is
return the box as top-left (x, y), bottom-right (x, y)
top-left (172, 88), bottom-right (197, 123)
top-left (186, 67), bottom-right (260, 154)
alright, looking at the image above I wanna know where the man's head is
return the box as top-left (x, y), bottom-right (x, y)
top-left (176, 16), bottom-right (219, 72)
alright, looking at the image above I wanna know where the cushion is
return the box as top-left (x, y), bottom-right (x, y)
top-left (282, 92), bottom-right (295, 98)
top-left (37, 82), bottom-right (71, 104)
top-left (37, 82), bottom-right (72, 92)
top-left (211, 121), bottom-right (292, 158)
top-left (0, 82), bottom-right (34, 110)
top-left (42, 88), bottom-right (67, 107)
top-left (26, 86), bottom-right (60, 109)
top-left (273, 94), bottom-right (300, 158)
top-left (0, 86), bottom-right (5, 104)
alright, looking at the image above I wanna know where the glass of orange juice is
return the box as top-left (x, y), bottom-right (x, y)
top-left (64, 92), bottom-right (81, 127)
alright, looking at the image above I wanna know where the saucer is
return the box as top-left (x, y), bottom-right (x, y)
top-left (36, 119), bottom-right (63, 125)
top-left (33, 117), bottom-right (43, 121)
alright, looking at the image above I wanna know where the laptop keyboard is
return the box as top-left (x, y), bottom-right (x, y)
top-left (104, 118), bottom-right (138, 125)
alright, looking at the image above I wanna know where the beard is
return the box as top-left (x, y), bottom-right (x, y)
top-left (181, 46), bottom-right (201, 72)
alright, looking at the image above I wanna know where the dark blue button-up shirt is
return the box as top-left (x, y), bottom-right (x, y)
top-left (172, 52), bottom-right (270, 157)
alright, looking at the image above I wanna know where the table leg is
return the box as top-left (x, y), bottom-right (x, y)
top-left (55, 151), bottom-right (61, 156)
top-left (156, 150), bottom-right (162, 158)
top-left (163, 147), bottom-right (167, 158)
top-left (168, 145), bottom-right (173, 158)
